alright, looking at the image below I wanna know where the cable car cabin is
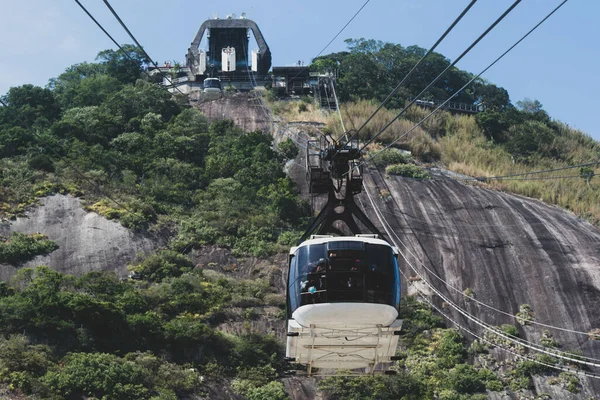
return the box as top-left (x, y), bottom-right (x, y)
top-left (202, 78), bottom-right (222, 100)
top-left (286, 235), bottom-right (403, 374)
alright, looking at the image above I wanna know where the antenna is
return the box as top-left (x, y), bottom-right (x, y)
top-left (211, 12), bottom-right (218, 20)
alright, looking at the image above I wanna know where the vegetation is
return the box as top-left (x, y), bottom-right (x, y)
top-left (310, 38), bottom-right (600, 227)
top-left (0, 233), bottom-right (58, 265)
top-left (0, 266), bottom-right (286, 398)
top-left (386, 164), bottom-right (430, 179)
top-left (0, 46), bottom-right (308, 258)
top-left (2, 35), bottom-right (599, 398)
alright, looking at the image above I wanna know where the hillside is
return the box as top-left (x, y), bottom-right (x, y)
top-left (1, 40), bottom-right (600, 399)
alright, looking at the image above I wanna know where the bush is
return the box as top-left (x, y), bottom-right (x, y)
top-left (278, 138), bottom-right (299, 160)
top-left (500, 324), bottom-right (519, 337)
top-left (42, 352), bottom-right (150, 399)
top-left (486, 379), bottom-right (504, 391)
top-left (436, 330), bottom-right (466, 368)
top-left (0, 232), bottom-right (58, 265)
top-left (371, 148), bottom-right (412, 167)
top-left (386, 164), bottom-right (430, 179)
top-left (131, 250), bottom-right (194, 282)
top-left (247, 381), bottom-right (289, 400)
top-left (298, 103), bottom-right (308, 113)
top-left (27, 154), bottom-right (55, 172)
top-left (445, 364), bottom-right (486, 394)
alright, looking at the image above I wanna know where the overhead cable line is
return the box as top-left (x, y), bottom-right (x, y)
top-left (363, 181), bottom-right (600, 367)
top-left (363, 0), bottom-right (570, 168)
top-left (363, 174), bottom-right (600, 343)
top-left (73, 0), bottom-right (184, 96)
top-left (394, 252), bottom-right (600, 380)
top-left (98, 0), bottom-right (187, 96)
top-left (413, 282), bottom-right (600, 381)
top-left (290, 0), bottom-right (371, 83)
top-left (315, 0), bottom-right (371, 60)
top-left (471, 161), bottom-right (599, 181)
top-left (240, 40), bottom-right (308, 151)
top-left (358, 0), bottom-right (522, 152)
top-left (351, 0), bottom-right (478, 140)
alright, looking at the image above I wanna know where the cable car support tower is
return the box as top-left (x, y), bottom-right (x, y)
top-left (301, 131), bottom-right (383, 242)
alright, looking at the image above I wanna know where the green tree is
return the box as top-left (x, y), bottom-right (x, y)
top-left (0, 84), bottom-right (61, 128)
top-left (42, 352), bottom-right (150, 399)
top-left (96, 44), bottom-right (150, 84)
top-left (131, 250), bottom-right (195, 282)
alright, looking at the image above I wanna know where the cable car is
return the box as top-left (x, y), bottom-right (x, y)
top-left (286, 234), bottom-right (403, 375)
top-left (202, 77), bottom-right (222, 99)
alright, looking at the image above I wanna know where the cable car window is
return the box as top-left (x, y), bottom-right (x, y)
top-left (203, 79), bottom-right (221, 89)
top-left (288, 242), bottom-right (400, 314)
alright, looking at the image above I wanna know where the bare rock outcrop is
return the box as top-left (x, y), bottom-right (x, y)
top-left (360, 168), bottom-right (600, 397)
top-left (194, 92), bottom-right (271, 133)
top-left (0, 194), bottom-right (159, 280)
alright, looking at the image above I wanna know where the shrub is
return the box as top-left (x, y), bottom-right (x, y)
top-left (436, 330), bottom-right (466, 368)
top-left (371, 148), bottom-right (412, 167)
top-left (41, 352), bottom-right (150, 399)
top-left (298, 103), bottom-right (308, 113)
top-left (515, 304), bottom-right (534, 325)
top-left (407, 132), bottom-right (441, 162)
top-left (500, 324), bottom-right (519, 337)
top-left (247, 381), bottom-right (289, 400)
top-left (130, 250), bottom-right (194, 282)
top-left (486, 379), bottom-right (504, 391)
top-left (0, 232), bottom-right (58, 265)
top-left (445, 364), bottom-right (486, 394)
top-left (27, 154), bottom-right (55, 172)
top-left (386, 164), bottom-right (430, 179)
top-left (278, 138), bottom-right (299, 160)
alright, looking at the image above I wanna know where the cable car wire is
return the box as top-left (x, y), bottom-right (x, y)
top-left (289, 0), bottom-right (371, 83)
top-left (358, 0), bottom-right (522, 152)
top-left (468, 161), bottom-right (599, 181)
top-left (346, 0), bottom-right (478, 145)
top-left (411, 281), bottom-right (600, 380)
top-left (240, 39), bottom-right (308, 151)
top-left (99, 0), bottom-right (187, 96)
top-left (315, 0), bottom-right (371, 60)
top-left (363, 174), bottom-right (600, 340)
top-left (73, 0), bottom-right (185, 96)
top-left (364, 180), bottom-right (600, 365)
top-left (362, 0), bottom-right (570, 169)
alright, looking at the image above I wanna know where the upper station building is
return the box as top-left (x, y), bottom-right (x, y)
top-left (149, 13), bottom-right (318, 95)
top-left (149, 13), bottom-right (275, 93)
top-left (186, 15), bottom-right (271, 78)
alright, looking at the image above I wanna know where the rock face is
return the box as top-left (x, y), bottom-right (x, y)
top-left (0, 195), bottom-right (158, 281)
top-left (360, 168), bottom-right (600, 397)
top-left (193, 92), bottom-right (271, 133)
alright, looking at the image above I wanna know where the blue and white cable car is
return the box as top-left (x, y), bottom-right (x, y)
top-left (286, 234), bottom-right (402, 375)
top-left (202, 77), bottom-right (222, 100)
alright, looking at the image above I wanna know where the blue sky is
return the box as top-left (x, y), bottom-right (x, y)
top-left (1, 0), bottom-right (597, 139)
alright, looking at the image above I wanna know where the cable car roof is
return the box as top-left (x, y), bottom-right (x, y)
top-left (290, 235), bottom-right (396, 254)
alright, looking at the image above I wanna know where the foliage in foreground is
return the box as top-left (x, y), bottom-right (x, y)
top-left (0, 266), bottom-right (286, 398)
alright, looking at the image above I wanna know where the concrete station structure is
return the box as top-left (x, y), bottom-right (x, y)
top-left (149, 14), bottom-right (316, 95)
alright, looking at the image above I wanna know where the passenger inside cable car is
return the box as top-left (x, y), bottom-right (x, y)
top-left (287, 240), bottom-right (401, 318)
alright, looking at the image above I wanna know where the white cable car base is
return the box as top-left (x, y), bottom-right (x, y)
top-left (286, 318), bottom-right (403, 376)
